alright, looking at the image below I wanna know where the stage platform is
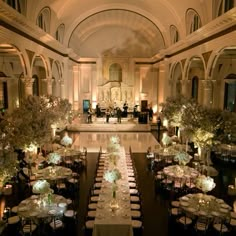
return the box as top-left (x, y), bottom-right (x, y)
top-left (67, 116), bottom-right (152, 132)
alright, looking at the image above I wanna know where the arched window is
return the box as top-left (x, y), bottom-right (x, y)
top-left (32, 75), bottom-right (39, 96)
top-left (191, 76), bottom-right (199, 100)
top-left (3, 0), bottom-right (26, 14)
top-left (217, 0), bottom-right (234, 17)
top-left (186, 9), bottom-right (202, 35)
top-left (224, 73), bottom-right (236, 111)
top-left (170, 25), bottom-right (179, 44)
top-left (109, 63), bottom-right (122, 82)
top-left (36, 7), bottom-right (51, 33)
top-left (55, 24), bottom-right (65, 44)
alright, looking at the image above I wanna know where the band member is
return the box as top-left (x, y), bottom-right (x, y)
top-left (96, 103), bottom-right (101, 117)
top-left (117, 107), bottom-right (122, 123)
top-left (106, 108), bottom-right (111, 123)
top-left (87, 106), bottom-right (92, 123)
top-left (123, 101), bottom-right (128, 117)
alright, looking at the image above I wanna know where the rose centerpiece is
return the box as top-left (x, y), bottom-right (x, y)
top-left (174, 151), bottom-right (192, 166)
top-left (195, 175), bottom-right (216, 194)
top-left (47, 152), bottom-right (61, 165)
top-left (104, 168), bottom-right (122, 209)
top-left (60, 133), bottom-right (73, 147)
top-left (32, 179), bottom-right (52, 194)
top-left (107, 135), bottom-right (120, 153)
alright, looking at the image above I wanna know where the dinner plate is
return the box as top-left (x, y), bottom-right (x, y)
top-left (181, 196), bottom-right (189, 201)
top-left (48, 209), bottom-right (56, 215)
top-left (180, 201), bottom-right (189, 207)
top-left (58, 202), bottom-right (67, 208)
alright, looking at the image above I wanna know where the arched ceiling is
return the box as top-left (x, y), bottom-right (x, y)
top-left (29, 0), bottom-right (210, 58)
top-left (68, 9), bottom-right (165, 58)
top-left (8, 0), bottom-right (213, 58)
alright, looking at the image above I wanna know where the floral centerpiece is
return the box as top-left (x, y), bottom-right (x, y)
top-left (47, 152), bottom-right (61, 165)
top-left (32, 180), bottom-right (52, 194)
top-left (104, 168), bottom-right (122, 184)
top-left (174, 151), bottom-right (192, 166)
top-left (110, 135), bottom-right (120, 144)
top-left (195, 175), bottom-right (216, 194)
top-left (162, 133), bottom-right (172, 146)
top-left (60, 133), bottom-right (73, 147)
top-left (108, 152), bottom-right (120, 166)
top-left (107, 136), bottom-right (120, 153)
top-left (104, 168), bottom-right (122, 210)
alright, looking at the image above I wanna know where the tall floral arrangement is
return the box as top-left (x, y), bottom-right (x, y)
top-left (174, 151), bottom-right (192, 165)
top-left (104, 168), bottom-right (122, 183)
top-left (195, 175), bottom-right (216, 193)
top-left (107, 135), bottom-right (120, 153)
top-left (47, 152), bottom-right (61, 165)
top-left (32, 180), bottom-right (52, 194)
top-left (60, 132), bottom-right (73, 147)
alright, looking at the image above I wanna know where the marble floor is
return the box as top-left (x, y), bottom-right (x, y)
top-left (71, 132), bottom-right (159, 153)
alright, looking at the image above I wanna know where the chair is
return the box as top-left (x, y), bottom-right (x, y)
top-left (194, 214), bottom-right (210, 234)
top-left (21, 218), bottom-right (37, 236)
top-left (49, 217), bottom-right (64, 231)
top-left (84, 220), bottom-right (94, 236)
top-left (212, 217), bottom-right (229, 235)
top-left (177, 212), bottom-right (193, 229)
top-left (132, 220), bottom-right (143, 236)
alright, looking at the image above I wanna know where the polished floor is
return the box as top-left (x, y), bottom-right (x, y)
top-left (71, 131), bottom-right (159, 153)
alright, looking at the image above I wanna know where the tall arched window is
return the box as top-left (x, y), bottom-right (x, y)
top-left (186, 9), bottom-right (202, 34)
top-left (3, 0), bottom-right (26, 14)
top-left (36, 7), bottom-right (51, 33)
top-left (109, 63), bottom-right (122, 82)
top-left (224, 73), bottom-right (236, 111)
top-left (32, 75), bottom-right (39, 96)
top-left (170, 25), bottom-right (179, 44)
top-left (191, 76), bottom-right (199, 100)
top-left (55, 24), bottom-right (65, 44)
top-left (217, 0), bottom-right (234, 17)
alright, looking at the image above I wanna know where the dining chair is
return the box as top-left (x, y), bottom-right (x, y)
top-left (212, 216), bottom-right (229, 235)
top-left (194, 214), bottom-right (210, 234)
top-left (132, 219), bottom-right (143, 236)
top-left (21, 217), bottom-right (38, 236)
top-left (84, 220), bottom-right (94, 236)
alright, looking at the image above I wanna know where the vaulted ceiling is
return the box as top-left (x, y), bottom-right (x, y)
top-left (28, 0), bottom-right (211, 58)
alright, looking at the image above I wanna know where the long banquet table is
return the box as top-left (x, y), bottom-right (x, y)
top-left (92, 146), bottom-right (133, 236)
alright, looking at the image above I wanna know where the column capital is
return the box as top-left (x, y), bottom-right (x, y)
top-left (21, 77), bottom-right (34, 86)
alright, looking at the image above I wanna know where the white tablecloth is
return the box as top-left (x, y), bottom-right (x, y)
top-left (93, 147), bottom-right (133, 236)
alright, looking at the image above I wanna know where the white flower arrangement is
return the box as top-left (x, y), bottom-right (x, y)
top-left (195, 175), bottom-right (216, 193)
top-left (107, 142), bottom-right (120, 153)
top-left (162, 134), bottom-right (172, 146)
top-left (104, 168), bottom-right (122, 183)
top-left (174, 151), bottom-right (192, 166)
top-left (110, 135), bottom-right (120, 144)
top-left (32, 180), bottom-right (52, 194)
top-left (48, 152), bottom-right (61, 165)
top-left (108, 152), bottom-right (120, 166)
top-left (60, 134), bottom-right (73, 147)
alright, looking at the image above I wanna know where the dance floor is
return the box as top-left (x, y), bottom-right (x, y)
top-left (72, 132), bottom-right (159, 153)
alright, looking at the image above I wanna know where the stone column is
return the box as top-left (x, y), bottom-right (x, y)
top-left (42, 78), bottom-right (53, 95)
top-left (73, 65), bottom-right (80, 110)
top-left (60, 80), bottom-right (65, 99)
top-left (21, 77), bottom-right (34, 96)
top-left (202, 80), bottom-right (213, 108)
top-left (181, 80), bottom-right (191, 98)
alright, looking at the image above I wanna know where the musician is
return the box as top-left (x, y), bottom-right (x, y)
top-left (87, 106), bottom-right (93, 123)
top-left (106, 108), bottom-right (111, 123)
top-left (123, 101), bottom-right (128, 117)
top-left (117, 107), bottom-right (122, 123)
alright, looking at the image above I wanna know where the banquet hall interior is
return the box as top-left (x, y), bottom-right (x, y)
top-left (0, 0), bottom-right (236, 236)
